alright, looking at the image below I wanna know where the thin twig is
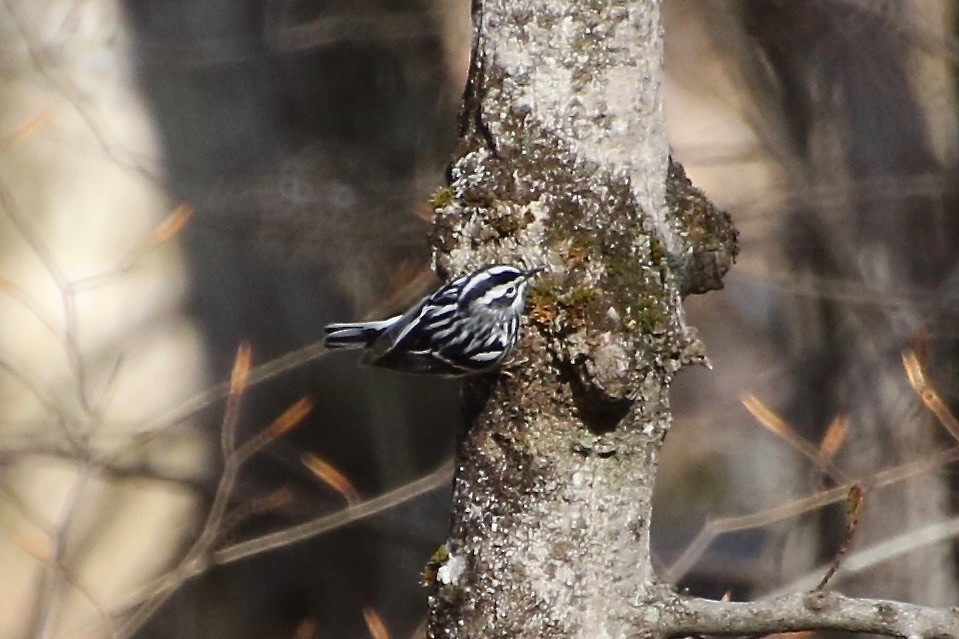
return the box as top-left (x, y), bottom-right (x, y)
top-left (129, 263), bottom-right (434, 448)
top-left (130, 340), bottom-right (329, 442)
top-left (661, 591), bottom-right (959, 638)
top-left (69, 204), bottom-right (194, 294)
top-left (771, 515), bottom-right (959, 596)
top-left (12, 528), bottom-right (118, 639)
top-left (113, 457), bottom-right (452, 637)
top-left (662, 446), bottom-right (959, 583)
top-left (0, 273), bottom-right (65, 346)
top-left (0, 359), bottom-right (83, 451)
top-left (222, 342), bottom-right (252, 457)
top-left (0, 441), bottom-right (205, 490)
top-left (814, 483), bottom-right (864, 591)
top-left (114, 391), bottom-right (313, 638)
top-left (0, 180), bottom-right (95, 412)
top-left (217, 487), bottom-right (294, 544)
top-left (212, 457), bottom-right (454, 566)
top-left (113, 345), bottom-right (255, 638)
top-left (30, 462), bottom-right (93, 639)
top-left (1, 0), bottom-right (161, 182)
top-left (108, 268), bottom-right (437, 634)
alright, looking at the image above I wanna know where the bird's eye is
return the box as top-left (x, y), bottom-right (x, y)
top-left (505, 285), bottom-right (516, 297)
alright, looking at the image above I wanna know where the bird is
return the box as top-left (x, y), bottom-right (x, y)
top-left (323, 264), bottom-right (544, 376)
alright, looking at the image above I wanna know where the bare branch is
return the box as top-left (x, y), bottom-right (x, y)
top-left (12, 526), bottom-right (117, 638)
top-left (69, 204), bottom-right (195, 294)
top-left (217, 487), bottom-right (294, 544)
top-left (662, 446), bottom-right (959, 583)
top-left (266, 11), bottom-right (440, 53)
top-left (815, 484), bottom-right (864, 591)
top-left (112, 404), bottom-right (448, 639)
top-left (660, 591), bottom-right (959, 639)
top-left (0, 440), bottom-right (205, 490)
top-left (773, 515), bottom-right (959, 596)
top-left (29, 463), bottom-right (93, 639)
top-left (1, 0), bottom-right (161, 180)
top-left (221, 342), bottom-right (252, 457)
top-left (129, 340), bottom-right (328, 442)
top-left (212, 457), bottom-right (453, 566)
top-left (126, 267), bottom-right (434, 449)
top-left (0, 182), bottom-right (93, 410)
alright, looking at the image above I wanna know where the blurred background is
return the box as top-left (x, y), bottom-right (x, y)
top-left (0, 0), bottom-right (957, 637)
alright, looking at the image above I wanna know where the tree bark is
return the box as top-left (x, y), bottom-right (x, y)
top-left (427, 1), bottom-right (735, 637)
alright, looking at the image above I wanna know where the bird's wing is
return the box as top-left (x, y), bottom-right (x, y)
top-left (363, 277), bottom-right (465, 366)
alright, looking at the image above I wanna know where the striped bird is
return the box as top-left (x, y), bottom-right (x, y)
top-left (323, 264), bottom-right (544, 376)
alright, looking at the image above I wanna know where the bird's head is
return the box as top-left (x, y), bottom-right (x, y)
top-left (461, 264), bottom-right (545, 316)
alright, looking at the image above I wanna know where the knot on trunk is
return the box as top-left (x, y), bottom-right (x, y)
top-left (666, 157), bottom-right (739, 296)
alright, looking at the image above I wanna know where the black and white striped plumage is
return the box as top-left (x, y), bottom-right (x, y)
top-left (323, 264), bottom-right (543, 376)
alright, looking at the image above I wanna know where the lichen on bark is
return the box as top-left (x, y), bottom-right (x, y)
top-left (427, 1), bottom-right (736, 637)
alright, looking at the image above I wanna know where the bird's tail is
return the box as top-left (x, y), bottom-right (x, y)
top-left (323, 317), bottom-right (398, 349)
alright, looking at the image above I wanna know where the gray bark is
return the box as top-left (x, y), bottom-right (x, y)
top-left (427, 1), bottom-right (734, 637)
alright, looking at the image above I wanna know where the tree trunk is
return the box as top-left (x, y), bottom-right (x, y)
top-left (427, 1), bottom-right (736, 636)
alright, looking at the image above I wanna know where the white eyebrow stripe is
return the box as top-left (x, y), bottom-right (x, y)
top-left (459, 266), bottom-right (521, 300)
top-left (477, 289), bottom-right (502, 305)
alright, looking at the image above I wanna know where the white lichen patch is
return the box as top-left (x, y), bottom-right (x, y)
top-left (437, 552), bottom-right (467, 586)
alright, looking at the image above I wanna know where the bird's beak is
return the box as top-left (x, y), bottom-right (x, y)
top-left (524, 266), bottom-right (546, 280)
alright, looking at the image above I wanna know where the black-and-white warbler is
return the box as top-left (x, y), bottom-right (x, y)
top-left (323, 264), bottom-right (544, 376)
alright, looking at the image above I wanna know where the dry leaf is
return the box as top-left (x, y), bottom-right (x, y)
top-left (8, 110), bottom-right (53, 143)
top-left (293, 617), bottom-right (316, 639)
top-left (11, 530), bottom-right (51, 563)
top-left (267, 397), bottom-right (314, 438)
top-left (819, 414), bottom-right (849, 462)
top-left (902, 350), bottom-right (959, 443)
top-left (229, 342), bottom-right (253, 398)
top-left (149, 204), bottom-right (194, 246)
top-left (742, 394), bottom-right (839, 478)
top-left (302, 453), bottom-right (361, 505)
top-left (362, 608), bottom-right (390, 639)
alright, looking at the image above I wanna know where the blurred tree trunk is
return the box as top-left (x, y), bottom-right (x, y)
top-left (739, 0), bottom-right (959, 606)
top-left (0, 2), bottom-right (210, 637)
top-left (666, 0), bottom-right (959, 606)
top-left (427, 0), bottom-right (735, 636)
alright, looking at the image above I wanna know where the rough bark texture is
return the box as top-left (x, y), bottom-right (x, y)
top-left (427, 1), bottom-right (735, 637)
